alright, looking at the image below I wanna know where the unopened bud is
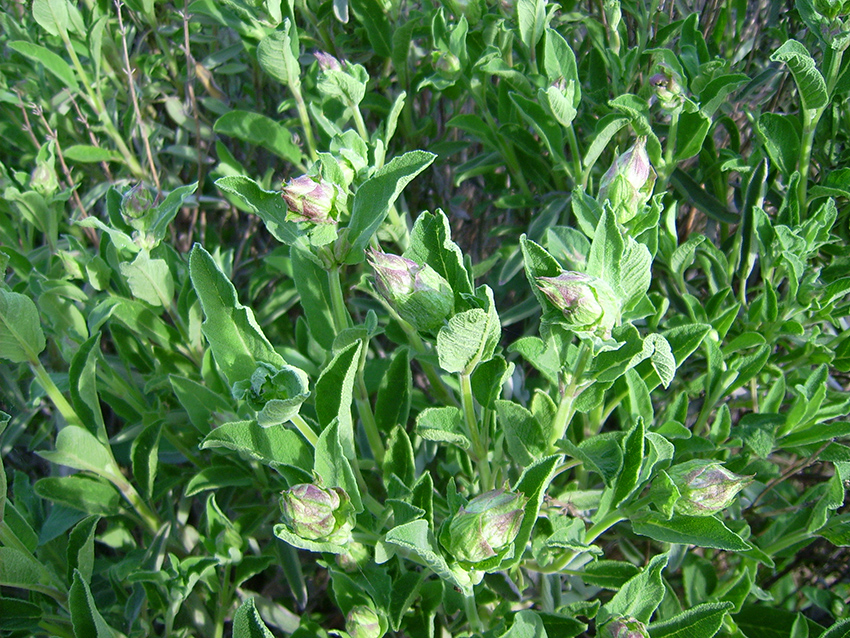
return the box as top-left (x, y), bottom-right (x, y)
top-left (121, 184), bottom-right (155, 225)
top-left (600, 617), bottom-right (650, 638)
top-left (368, 250), bottom-right (454, 332)
top-left (346, 605), bottom-right (383, 638)
top-left (598, 137), bottom-right (656, 223)
top-left (666, 460), bottom-right (753, 516)
top-left (280, 484), bottom-right (355, 545)
top-left (433, 51), bottom-right (462, 76)
top-left (336, 541), bottom-right (371, 572)
top-left (536, 271), bottom-right (620, 334)
top-left (314, 51), bottom-right (342, 72)
top-left (282, 175), bottom-right (338, 223)
top-left (649, 70), bottom-right (684, 112)
top-left (443, 489), bottom-right (527, 566)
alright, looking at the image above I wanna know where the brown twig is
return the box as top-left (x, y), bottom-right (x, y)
top-left (181, 0), bottom-right (205, 251)
top-left (746, 440), bottom-right (833, 511)
top-left (67, 91), bottom-right (114, 182)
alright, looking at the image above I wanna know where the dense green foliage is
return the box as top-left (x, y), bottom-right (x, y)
top-left (2, 0), bottom-right (850, 637)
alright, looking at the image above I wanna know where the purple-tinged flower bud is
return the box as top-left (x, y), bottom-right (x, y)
top-left (280, 484), bottom-right (355, 545)
top-left (336, 541), bottom-right (371, 572)
top-left (314, 51), bottom-right (342, 72)
top-left (443, 489), bottom-right (527, 566)
top-left (121, 183), bottom-right (155, 223)
top-left (346, 605), bottom-right (383, 638)
top-left (598, 137), bottom-right (656, 223)
top-left (536, 271), bottom-right (620, 334)
top-left (282, 175), bottom-right (338, 223)
top-left (368, 250), bottom-right (454, 332)
top-left (433, 51), bottom-right (462, 77)
top-left (600, 617), bottom-right (650, 638)
top-left (666, 460), bottom-right (753, 516)
top-left (648, 70), bottom-right (684, 112)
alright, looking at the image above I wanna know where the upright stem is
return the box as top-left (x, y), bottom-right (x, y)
top-left (356, 340), bottom-right (385, 465)
top-left (460, 372), bottom-right (492, 491)
top-left (549, 343), bottom-right (590, 450)
top-left (464, 592), bottom-right (483, 634)
top-left (291, 413), bottom-right (319, 446)
top-left (328, 267), bottom-right (352, 331)
top-left (30, 361), bottom-right (82, 428)
top-left (292, 83), bottom-right (318, 163)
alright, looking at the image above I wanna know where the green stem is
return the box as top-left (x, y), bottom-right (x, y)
top-left (213, 564), bottom-right (232, 638)
top-left (356, 339), bottom-right (385, 465)
top-left (328, 267), bottom-right (352, 331)
top-left (659, 107), bottom-right (682, 189)
top-left (460, 372), bottom-right (492, 491)
top-left (291, 413), bottom-right (319, 446)
top-left (107, 471), bottom-right (161, 535)
top-left (30, 361), bottom-right (83, 428)
top-left (549, 343), bottom-right (590, 450)
top-left (464, 592), bottom-right (483, 634)
top-left (350, 100), bottom-right (369, 141)
top-left (292, 83), bottom-right (318, 163)
top-left (566, 124), bottom-right (583, 188)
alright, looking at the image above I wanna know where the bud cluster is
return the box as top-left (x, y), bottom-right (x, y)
top-left (535, 271), bottom-right (620, 335)
top-left (442, 489), bottom-right (527, 566)
top-left (666, 460), bottom-right (752, 516)
top-left (280, 483), bottom-right (355, 545)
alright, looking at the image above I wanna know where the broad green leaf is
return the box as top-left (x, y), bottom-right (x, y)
top-left (315, 340), bottom-right (362, 458)
top-left (33, 0), bottom-right (70, 36)
top-left (190, 244), bottom-right (285, 385)
top-left (350, 0), bottom-right (392, 57)
top-left (437, 308), bottom-right (500, 374)
top-left (385, 519), bottom-right (473, 596)
top-left (37, 426), bottom-right (117, 479)
top-left (119, 250), bottom-right (175, 307)
top-left (66, 516), bottom-right (99, 583)
top-left (215, 176), bottom-right (302, 245)
top-left (233, 598), bottom-right (275, 638)
top-left (648, 601), bottom-right (733, 638)
top-left (757, 113), bottom-right (801, 177)
top-left (0, 547), bottom-right (57, 597)
top-left (472, 356), bottom-right (514, 409)
top-left (384, 425), bottom-right (415, 485)
top-left (346, 150), bottom-right (436, 258)
top-left (821, 618), bottom-right (850, 638)
top-left (375, 347), bottom-right (412, 432)
top-left (495, 400), bottom-right (547, 467)
top-left (415, 406), bottom-right (470, 449)
top-left (131, 421), bottom-right (162, 501)
top-left (184, 464), bottom-right (253, 496)
top-left (389, 571), bottom-right (426, 631)
top-left (500, 610), bottom-right (548, 638)
top-left (170, 375), bottom-right (232, 435)
top-left (599, 553), bottom-right (669, 625)
top-left (214, 110), bottom-right (302, 164)
top-left (314, 419), bottom-right (363, 512)
top-left (69, 569), bottom-right (117, 637)
top-left (631, 513), bottom-right (752, 551)
top-left (290, 245), bottom-right (336, 349)
top-left (612, 418), bottom-right (645, 507)
top-left (257, 22), bottom-right (300, 87)
top-left (63, 145), bottom-right (121, 163)
top-left (147, 183), bottom-right (198, 246)
top-left (34, 475), bottom-right (122, 516)
top-left (200, 420), bottom-right (313, 475)
top-left (517, 0), bottom-right (547, 52)
top-left (579, 560), bottom-right (640, 589)
top-left (770, 40), bottom-right (828, 111)
top-left (8, 41), bottom-right (78, 90)
top-left (0, 290), bottom-right (46, 363)
top-left (405, 210), bottom-right (473, 298)
top-left (561, 434), bottom-right (623, 487)
top-left (543, 29), bottom-right (580, 105)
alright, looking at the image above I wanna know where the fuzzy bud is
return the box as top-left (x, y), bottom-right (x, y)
top-left (346, 605), bottom-right (383, 638)
top-left (666, 460), bottom-right (753, 516)
top-left (121, 183), bottom-right (155, 224)
top-left (280, 484), bottom-right (355, 545)
top-left (649, 71), bottom-right (685, 112)
top-left (282, 175), bottom-right (338, 223)
top-left (368, 250), bottom-right (454, 332)
top-left (536, 271), bottom-right (620, 334)
top-left (443, 489), bottom-right (527, 566)
top-left (314, 51), bottom-right (342, 72)
top-left (600, 617), bottom-right (650, 638)
top-left (597, 137), bottom-right (656, 223)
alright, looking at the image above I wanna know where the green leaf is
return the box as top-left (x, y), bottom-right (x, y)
top-left (669, 169), bottom-right (737, 224)
top-left (675, 109), bottom-right (711, 161)
top-left (200, 420), bottom-right (313, 475)
top-left (70, 569), bottom-right (118, 637)
top-left (119, 250), bottom-right (175, 307)
top-left (170, 375), bottom-right (232, 434)
top-left (215, 176), bottom-right (302, 245)
top-left (612, 418), bottom-right (645, 507)
top-left (0, 547), bottom-right (57, 597)
top-left (385, 519), bottom-right (473, 596)
top-left (66, 515), bottom-right (99, 583)
top-left (375, 347), bottom-right (412, 432)
top-left (821, 618), bottom-right (850, 638)
top-left (350, 0), bottom-right (392, 57)
top-left (8, 41), bottom-right (78, 90)
top-left (34, 475), bottom-right (122, 516)
top-left (631, 513), bottom-right (752, 551)
top-left (290, 245), bottom-right (336, 349)
top-left (472, 356), bottom-right (514, 409)
top-left (543, 28), bottom-right (580, 105)
top-left (384, 425), bottom-right (415, 485)
top-left (63, 145), bottom-right (121, 163)
top-left (214, 110), bottom-right (302, 164)
top-left (415, 406), bottom-right (470, 448)
top-left (257, 22), bottom-right (300, 87)
top-left (315, 340), bottom-right (362, 459)
top-left (37, 426), bottom-right (117, 478)
top-left (437, 308), bottom-right (500, 374)
top-left (346, 150), bottom-right (436, 258)
top-left (0, 412), bottom-right (7, 521)
top-left (580, 560), bottom-right (640, 589)
top-left (185, 464), bottom-right (253, 496)
top-left (495, 400), bottom-right (547, 467)
top-left (757, 113), bottom-right (801, 177)
top-left (517, 0), bottom-right (547, 52)
top-left (404, 210), bottom-right (473, 298)
top-left (314, 419), bottom-right (363, 512)
top-left (600, 553), bottom-right (669, 625)
top-left (0, 290), bottom-right (46, 363)
top-left (648, 601), bottom-right (733, 638)
top-left (132, 421), bottom-right (162, 501)
top-left (233, 598), bottom-right (275, 638)
top-left (501, 610), bottom-right (549, 638)
top-left (32, 0), bottom-right (70, 36)
top-left (770, 40), bottom-right (829, 111)
top-left (190, 244), bottom-right (285, 385)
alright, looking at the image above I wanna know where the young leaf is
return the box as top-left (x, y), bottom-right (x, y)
top-left (383, 425), bottom-right (415, 486)
top-left (612, 418), bottom-right (646, 507)
top-left (405, 210), bottom-right (473, 298)
top-left (495, 400), bottom-right (547, 467)
top-left (69, 569), bottom-right (119, 637)
top-left (131, 421), bottom-right (162, 501)
top-left (8, 41), bottom-right (78, 91)
top-left (375, 347), bottom-right (412, 432)
top-left (66, 515), bottom-right (99, 583)
top-left (314, 419), bottom-right (363, 512)
top-left (415, 407), bottom-right (470, 449)
top-left (647, 601), bottom-right (733, 638)
top-left (631, 513), bottom-right (752, 551)
top-left (119, 250), bottom-right (174, 307)
top-left (189, 244), bottom-right (285, 385)
top-left (233, 598), bottom-right (275, 638)
top-left (599, 553), bottom-right (669, 625)
top-left (200, 420), bottom-right (313, 476)
top-left (214, 111), bottom-right (302, 164)
top-left (770, 40), bottom-right (828, 111)
top-left (0, 290), bottom-right (46, 363)
top-left (437, 308), bottom-right (500, 374)
top-left (315, 340), bottom-right (362, 458)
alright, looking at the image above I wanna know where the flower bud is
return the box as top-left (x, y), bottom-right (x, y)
top-left (282, 175), bottom-right (338, 223)
top-left (346, 605), bottom-right (383, 638)
top-left (535, 271), bottom-right (620, 334)
top-left (314, 51), bottom-right (342, 72)
top-left (368, 250), bottom-right (454, 332)
top-left (336, 541), bottom-right (371, 572)
top-left (666, 460), bottom-right (753, 516)
top-left (648, 70), bottom-right (684, 112)
top-left (121, 183), bottom-right (155, 225)
top-left (280, 484), bottom-right (355, 545)
top-left (600, 617), bottom-right (650, 638)
top-left (433, 51), bottom-right (462, 77)
top-left (597, 137), bottom-right (656, 223)
top-left (443, 489), bottom-right (527, 566)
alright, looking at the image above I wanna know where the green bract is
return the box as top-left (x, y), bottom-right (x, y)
top-left (665, 460), bottom-right (753, 517)
top-left (442, 489), bottom-right (527, 567)
top-left (597, 137), bottom-right (656, 223)
top-left (280, 484), bottom-right (355, 545)
top-left (536, 271), bottom-right (620, 334)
